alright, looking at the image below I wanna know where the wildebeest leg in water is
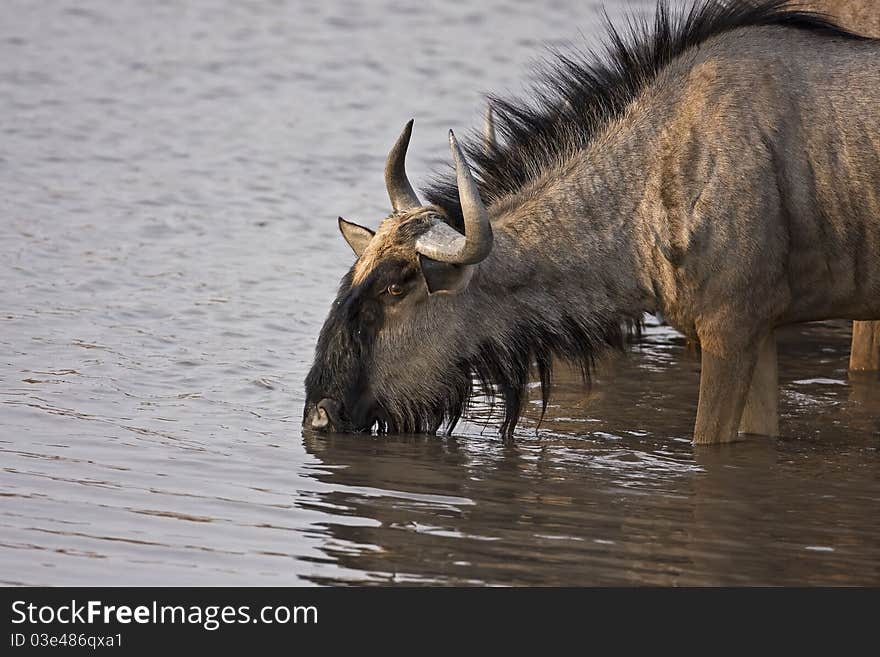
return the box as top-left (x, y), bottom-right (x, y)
top-left (739, 332), bottom-right (779, 437)
top-left (694, 345), bottom-right (759, 445)
top-left (850, 322), bottom-right (880, 371)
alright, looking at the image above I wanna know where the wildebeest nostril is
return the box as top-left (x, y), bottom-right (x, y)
top-left (309, 406), bottom-right (330, 429)
top-left (307, 398), bottom-right (340, 431)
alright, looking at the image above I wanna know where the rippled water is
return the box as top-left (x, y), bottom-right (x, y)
top-left (1, 0), bottom-right (878, 586)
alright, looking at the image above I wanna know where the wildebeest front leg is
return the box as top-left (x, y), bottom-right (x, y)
top-left (738, 331), bottom-right (779, 437)
top-left (693, 337), bottom-right (762, 445)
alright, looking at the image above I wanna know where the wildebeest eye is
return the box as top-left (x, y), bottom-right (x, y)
top-left (387, 283), bottom-right (404, 297)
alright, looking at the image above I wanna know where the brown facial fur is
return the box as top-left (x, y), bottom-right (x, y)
top-left (351, 208), bottom-right (444, 286)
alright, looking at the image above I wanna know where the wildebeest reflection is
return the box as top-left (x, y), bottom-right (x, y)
top-left (298, 428), bottom-right (880, 585)
top-left (304, 0), bottom-right (880, 444)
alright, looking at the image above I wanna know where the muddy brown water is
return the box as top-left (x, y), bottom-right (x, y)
top-left (1, 1), bottom-right (878, 586)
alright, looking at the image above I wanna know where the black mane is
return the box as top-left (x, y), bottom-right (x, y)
top-left (424, 0), bottom-right (864, 225)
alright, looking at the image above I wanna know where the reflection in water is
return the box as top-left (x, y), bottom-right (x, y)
top-left (299, 424), bottom-right (879, 585)
top-left (0, 0), bottom-right (877, 585)
top-left (296, 323), bottom-right (879, 586)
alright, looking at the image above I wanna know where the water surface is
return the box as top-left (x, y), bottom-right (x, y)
top-left (1, 0), bottom-right (878, 586)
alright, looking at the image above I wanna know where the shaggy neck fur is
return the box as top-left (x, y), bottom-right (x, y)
top-left (437, 148), bottom-right (651, 437)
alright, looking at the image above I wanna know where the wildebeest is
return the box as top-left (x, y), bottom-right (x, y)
top-left (304, 0), bottom-right (880, 444)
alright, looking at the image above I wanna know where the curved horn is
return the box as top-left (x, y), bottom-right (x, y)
top-left (384, 119), bottom-right (421, 212)
top-left (415, 131), bottom-right (493, 264)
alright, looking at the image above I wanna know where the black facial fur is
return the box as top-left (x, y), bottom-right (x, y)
top-left (304, 258), bottom-right (418, 431)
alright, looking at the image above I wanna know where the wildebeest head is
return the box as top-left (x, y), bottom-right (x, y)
top-left (303, 121), bottom-right (494, 434)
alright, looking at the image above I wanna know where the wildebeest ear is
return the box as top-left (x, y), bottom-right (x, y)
top-left (338, 217), bottom-right (375, 257)
top-left (418, 254), bottom-right (474, 295)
